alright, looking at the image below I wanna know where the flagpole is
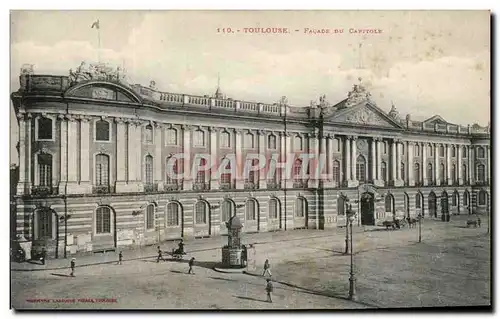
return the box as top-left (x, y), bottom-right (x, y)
top-left (97, 20), bottom-right (101, 63)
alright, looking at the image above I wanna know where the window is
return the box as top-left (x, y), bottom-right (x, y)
top-left (440, 163), bottom-right (445, 181)
top-left (439, 145), bottom-right (444, 157)
top-left (428, 145), bottom-right (433, 156)
top-left (96, 206), bottom-right (111, 234)
top-left (144, 124), bottom-right (153, 143)
top-left (193, 129), bottom-right (205, 147)
top-left (37, 154), bottom-right (52, 186)
top-left (293, 159), bottom-right (302, 182)
top-left (295, 136), bottom-right (303, 151)
top-left (478, 190), bottom-right (487, 206)
top-left (383, 142), bottom-right (387, 154)
top-left (246, 159), bottom-right (258, 183)
top-left (166, 157), bottom-right (179, 185)
top-left (269, 198), bottom-right (279, 219)
top-left (415, 144), bottom-right (420, 157)
top-left (145, 155), bottom-right (153, 185)
top-left (246, 199), bottom-right (257, 221)
top-left (463, 191), bottom-right (469, 206)
top-left (427, 163), bottom-right (433, 182)
top-left (400, 162), bottom-right (405, 181)
top-left (477, 164), bottom-right (485, 182)
top-left (333, 138), bottom-right (340, 152)
top-left (337, 197), bottom-right (345, 215)
top-left (295, 198), bottom-right (306, 217)
top-left (462, 146), bottom-right (467, 158)
top-left (385, 195), bottom-right (394, 213)
top-left (221, 160), bottom-right (232, 185)
top-left (95, 120), bottom-right (110, 141)
top-left (95, 154), bottom-right (110, 186)
top-left (356, 156), bottom-right (366, 182)
top-left (381, 162), bottom-right (387, 182)
top-left (451, 164), bottom-right (456, 183)
top-left (196, 158), bottom-right (206, 184)
top-left (220, 131), bottom-right (231, 148)
top-left (451, 145), bottom-right (456, 157)
top-left (462, 164), bottom-right (467, 182)
top-left (402, 144), bottom-right (405, 155)
top-left (477, 147), bottom-right (485, 158)
top-left (268, 159), bottom-right (280, 184)
top-left (166, 128), bottom-right (177, 145)
top-left (221, 200), bottom-right (234, 222)
top-left (167, 202), bottom-right (179, 226)
top-left (245, 133), bottom-right (255, 149)
top-left (146, 204), bottom-right (155, 229)
top-left (195, 201), bottom-right (207, 224)
top-left (452, 192), bottom-right (458, 206)
top-left (414, 163), bottom-right (420, 183)
top-left (37, 117), bottom-right (53, 140)
top-left (268, 134), bottom-right (276, 149)
top-left (37, 209), bottom-right (52, 240)
top-left (332, 160), bottom-right (340, 182)
top-left (415, 193), bottom-right (422, 209)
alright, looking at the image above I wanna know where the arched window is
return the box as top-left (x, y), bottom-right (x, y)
top-left (451, 145), bottom-right (456, 157)
top-left (381, 162), bottom-right (387, 182)
top-left (246, 199), bottom-right (257, 221)
top-left (268, 159), bottom-right (280, 184)
top-left (337, 197), bottom-right (345, 215)
top-left (36, 209), bottom-right (53, 240)
top-left (146, 204), bottom-right (155, 229)
top-left (193, 129), bottom-right (205, 147)
top-left (195, 158), bottom-right (207, 184)
top-left (439, 145), bottom-right (445, 157)
top-left (462, 164), bottom-right (468, 182)
top-left (166, 128), bottom-right (178, 145)
top-left (428, 144), bottom-right (433, 156)
top-left (477, 164), bottom-right (485, 182)
top-left (245, 133), bottom-right (255, 149)
top-left (385, 194), bottom-right (394, 213)
top-left (293, 158), bottom-right (303, 182)
top-left (333, 138), bottom-right (340, 152)
top-left (166, 157), bottom-right (179, 185)
top-left (145, 155), bottom-right (154, 185)
top-left (356, 155), bottom-right (366, 182)
top-left (414, 163), bottom-right (420, 183)
top-left (415, 193), bottom-right (422, 209)
top-left (268, 134), bottom-right (276, 149)
top-left (478, 190), bottom-right (487, 206)
top-left (400, 162), bottom-right (405, 181)
top-left (221, 160), bottom-right (232, 185)
top-left (332, 160), bottom-right (340, 182)
top-left (246, 159), bottom-right (258, 184)
top-left (415, 144), bottom-right (420, 156)
top-left (451, 164), bottom-right (456, 183)
top-left (463, 191), bottom-right (469, 206)
top-left (402, 144), bottom-right (405, 155)
top-left (404, 193), bottom-right (410, 215)
top-left (221, 200), bottom-right (234, 222)
top-left (144, 124), bottom-right (153, 144)
top-left (477, 147), bottom-right (485, 158)
top-left (295, 198), bottom-right (306, 217)
top-left (269, 198), bottom-right (279, 220)
top-left (294, 136), bottom-right (303, 151)
top-left (37, 153), bottom-right (52, 186)
top-left (439, 163), bottom-right (445, 181)
top-left (95, 120), bottom-right (110, 141)
top-left (427, 163), bottom-right (433, 182)
top-left (452, 192), bottom-right (458, 206)
top-left (220, 131), bottom-right (231, 148)
top-left (37, 117), bottom-right (53, 140)
top-left (166, 202), bottom-right (180, 226)
top-left (462, 146), bottom-right (467, 158)
top-left (95, 154), bottom-right (110, 186)
top-left (195, 201), bottom-right (207, 224)
top-left (96, 206), bottom-right (111, 234)
top-left (383, 142), bottom-right (387, 154)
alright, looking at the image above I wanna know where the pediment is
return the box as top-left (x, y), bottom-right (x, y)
top-left (423, 115), bottom-right (448, 125)
top-left (64, 80), bottom-right (142, 104)
top-left (326, 102), bottom-right (404, 128)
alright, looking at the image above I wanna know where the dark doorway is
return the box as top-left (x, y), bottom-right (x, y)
top-left (441, 191), bottom-right (449, 219)
top-left (404, 193), bottom-right (410, 218)
top-left (428, 192), bottom-right (437, 218)
top-left (360, 192), bottom-right (375, 226)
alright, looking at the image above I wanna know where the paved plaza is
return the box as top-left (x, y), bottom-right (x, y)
top-left (11, 214), bottom-right (491, 309)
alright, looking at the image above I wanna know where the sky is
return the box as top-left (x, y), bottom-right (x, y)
top-left (9, 10), bottom-right (491, 164)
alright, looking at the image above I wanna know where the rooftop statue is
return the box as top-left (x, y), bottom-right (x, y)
top-left (69, 61), bottom-right (127, 85)
top-left (344, 79), bottom-right (372, 108)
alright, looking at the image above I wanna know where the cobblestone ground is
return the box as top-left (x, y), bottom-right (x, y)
top-left (11, 215), bottom-right (491, 309)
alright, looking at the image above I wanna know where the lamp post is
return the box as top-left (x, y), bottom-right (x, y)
top-left (343, 196), bottom-right (350, 255)
top-left (347, 206), bottom-right (357, 301)
top-left (418, 213), bottom-right (422, 243)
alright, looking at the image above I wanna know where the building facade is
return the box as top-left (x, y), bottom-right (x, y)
top-left (11, 64), bottom-right (491, 259)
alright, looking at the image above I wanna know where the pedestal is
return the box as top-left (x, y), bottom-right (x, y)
top-left (221, 247), bottom-right (244, 268)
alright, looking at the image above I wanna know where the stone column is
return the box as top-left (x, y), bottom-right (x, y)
top-left (319, 132), bottom-right (326, 186)
top-left (422, 143), bottom-right (427, 186)
top-left (457, 144), bottom-right (463, 185)
top-left (391, 139), bottom-right (397, 183)
top-left (66, 115), bottom-right (79, 193)
top-left (183, 125), bottom-right (193, 190)
top-left (434, 143), bottom-right (439, 185)
top-left (325, 134), bottom-right (334, 187)
top-left (16, 113), bottom-right (30, 194)
top-left (235, 129), bottom-right (243, 189)
top-left (395, 139), bottom-right (404, 187)
top-left (115, 118), bottom-right (128, 192)
top-left (285, 133), bottom-right (293, 189)
top-left (345, 136), bottom-right (351, 186)
top-left (371, 137), bottom-right (376, 182)
top-left (154, 123), bottom-right (163, 190)
top-left (57, 114), bottom-right (67, 194)
top-left (27, 114), bottom-right (32, 190)
top-left (349, 136), bottom-right (358, 187)
top-left (468, 146), bottom-right (473, 184)
top-left (210, 127), bottom-right (219, 190)
top-left (309, 131), bottom-right (319, 188)
top-left (408, 141), bottom-right (415, 186)
top-left (375, 138), bottom-right (383, 187)
top-left (127, 122), bottom-right (137, 182)
top-left (486, 146), bottom-right (490, 184)
top-left (258, 130), bottom-right (266, 189)
top-left (135, 123), bottom-right (143, 188)
top-left (79, 116), bottom-right (91, 193)
top-left (446, 144), bottom-right (452, 185)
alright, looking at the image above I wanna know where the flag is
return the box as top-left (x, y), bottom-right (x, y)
top-left (91, 20), bottom-right (100, 29)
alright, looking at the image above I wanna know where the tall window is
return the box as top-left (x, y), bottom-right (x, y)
top-left (95, 154), bottom-right (110, 186)
top-left (37, 154), bottom-right (52, 186)
top-left (463, 191), bottom-right (469, 206)
top-left (414, 163), bottom-right (420, 184)
top-left (477, 164), bottom-right (485, 182)
top-left (221, 200), bottom-right (234, 222)
top-left (165, 157), bottom-right (178, 185)
top-left (293, 159), bottom-right (302, 182)
top-left (385, 195), bottom-right (394, 213)
top-left (268, 134), bottom-right (276, 149)
top-left (477, 147), bottom-right (485, 158)
top-left (167, 202), bottom-right (179, 226)
top-left (415, 144), bottom-right (420, 156)
top-left (428, 145), bottom-right (433, 156)
top-left (294, 136), bottom-right (303, 151)
top-left (383, 142), bottom-right (387, 154)
top-left (146, 204), bottom-right (155, 229)
top-left (166, 128), bottom-right (178, 145)
top-left (221, 160), bottom-right (232, 185)
top-left (332, 160), bottom-right (340, 182)
top-left (451, 164), bottom-right (457, 183)
top-left (246, 199), bottom-right (257, 221)
top-left (95, 120), bottom-right (110, 141)
top-left (462, 146), bottom-right (467, 158)
top-left (195, 201), bottom-right (207, 224)
top-left (333, 138), bottom-right (340, 152)
top-left (196, 158), bottom-right (207, 184)
top-left (452, 192), bottom-right (458, 206)
top-left (356, 155), bottom-right (366, 182)
top-left (37, 117), bottom-right (53, 140)
top-left (269, 198), bottom-right (279, 219)
top-left (295, 198), bottom-right (306, 217)
top-left (400, 162), bottom-right (405, 181)
top-left (37, 209), bottom-right (52, 239)
top-left (427, 163), bottom-right (433, 182)
top-left (220, 131), bottom-right (231, 148)
top-left (193, 129), bottom-right (205, 147)
top-left (144, 124), bottom-right (153, 143)
top-left (478, 190), bottom-right (487, 206)
top-left (451, 145), bottom-right (456, 157)
top-left (402, 144), bottom-right (405, 155)
top-left (268, 159), bottom-right (280, 184)
top-left (245, 133), bottom-right (255, 149)
top-left (462, 164), bottom-right (468, 182)
top-left (337, 197), bottom-right (345, 215)
top-left (439, 145), bottom-right (444, 157)
top-left (246, 159), bottom-right (258, 183)
top-left (96, 206), bottom-right (111, 234)
top-left (381, 162), bottom-right (387, 182)
top-left (415, 193), bottom-right (422, 209)
top-left (440, 163), bottom-right (445, 181)
top-left (145, 155), bottom-right (154, 185)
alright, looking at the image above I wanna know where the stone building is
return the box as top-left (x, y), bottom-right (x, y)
top-left (11, 64), bottom-right (491, 258)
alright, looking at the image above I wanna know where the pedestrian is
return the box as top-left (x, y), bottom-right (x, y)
top-left (157, 246), bottom-right (165, 263)
top-left (188, 257), bottom-right (195, 274)
top-left (70, 258), bottom-right (76, 277)
top-left (40, 248), bottom-right (46, 265)
top-left (117, 251), bottom-right (123, 265)
top-left (262, 259), bottom-right (272, 277)
top-left (265, 279), bottom-right (273, 303)
top-left (477, 216), bottom-right (482, 227)
top-left (178, 239), bottom-right (185, 255)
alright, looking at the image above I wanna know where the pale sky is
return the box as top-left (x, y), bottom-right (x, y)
top-left (9, 10), bottom-right (491, 164)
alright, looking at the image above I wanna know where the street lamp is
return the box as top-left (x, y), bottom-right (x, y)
top-left (347, 205), bottom-right (357, 301)
top-left (418, 213), bottom-right (422, 243)
top-left (343, 196), bottom-right (350, 255)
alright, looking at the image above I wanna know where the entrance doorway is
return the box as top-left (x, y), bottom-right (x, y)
top-left (360, 192), bottom-right (375, 226)
top-left (441, 191), bottom-right (449, 218)
top-left (428, 192), bottom-right (437, 218)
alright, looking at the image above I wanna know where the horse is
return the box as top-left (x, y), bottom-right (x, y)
top-left (406, 217), bottom-right (418, 228)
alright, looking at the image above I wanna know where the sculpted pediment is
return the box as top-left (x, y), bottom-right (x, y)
top-left (327, 102), bottom-right (403, 128)
top-left (64, 81), bottom-right (142, 104)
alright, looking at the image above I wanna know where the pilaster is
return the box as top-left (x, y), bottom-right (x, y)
top-left (434, 143), bottom-right (440, 186)
top-left (258, 130), bottom-right (267, 189)
top-left (66, 115), bottom-right (81, 194)
top-left (235, 129), bottom-right (244, 189)
top-left (57, 114), bottom-right (67, 194)
top-left (408, 141), bottom-right (415, 186)
top-left (183, 125), bottom-right (193, 190)
top-left (16, 113), bottom-right (31, 195)
top-left (457, 144), bottom-right (463, 185)
top-left (78, 115), bottom-right (92, 193)
top-left (345, 136), bottom-right (351, 186)
top-left (210, 127), bottom-right (219, 190)
top-left (154, 123), bottom-right (163, 191)
top-left (324, 134), bottom-right (334, 188)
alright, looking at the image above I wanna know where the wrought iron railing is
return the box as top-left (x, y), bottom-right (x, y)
top-left (163, 183), bottom-right (180, 191)
top-left (31, 185), bottom-right (57, 196)
top-left (92, 185), bottom-right (114, 194)
top-left (244, 182), bottom-right (258, 190)
top-left (267, 181), bottom-right (280, 190)
top-left (219, 183), bottom-right (234, 190)
top-left (293, 180), bottom-right (308, 188)
top-left (193, 183), bottom-right (209, 191)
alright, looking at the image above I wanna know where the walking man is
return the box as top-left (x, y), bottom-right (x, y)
top-left (262, 259), bottom-right (272, 277)
top-left (157, 246), bottom-right (165, 263)
top-left (40, 248), bottom-right (46, 265)
top-left (70, 258), bottom-right (76, 277)
top-left (188, 257), bottom-right (195, 274)
top-left (117, 251), bottom-right (123, 265)
top-left (477, 216), bottom-right (482, 227)
top-left (265, 279), bottom-right (274, 303)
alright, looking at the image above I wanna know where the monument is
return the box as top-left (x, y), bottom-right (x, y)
top-left (221, 215), bottom-right (246, 269)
